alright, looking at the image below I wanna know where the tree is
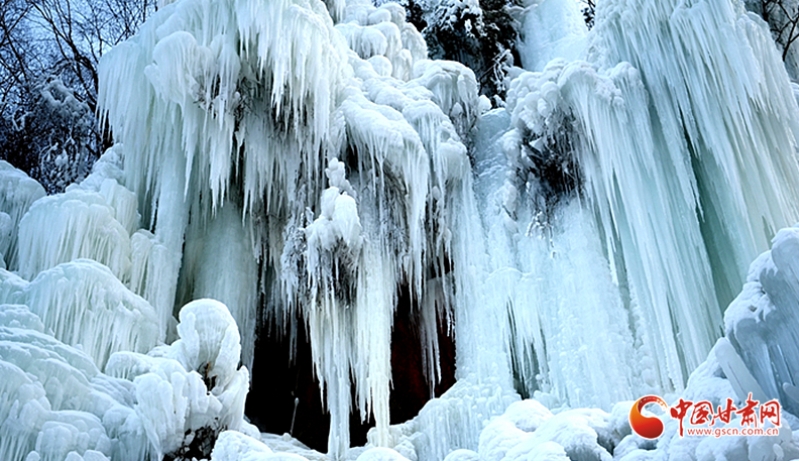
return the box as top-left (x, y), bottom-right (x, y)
top-left (0, 0), bottom-right (155, 192)
top-left (415, 0), bottom-right (522, 104)
top-left (761, 0), bottom-right (799, 62)
top-left (580, 0), bottom-right (595, 29)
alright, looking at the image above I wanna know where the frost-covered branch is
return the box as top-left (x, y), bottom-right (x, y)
top-left (0, 0), bottom-right (155, 193)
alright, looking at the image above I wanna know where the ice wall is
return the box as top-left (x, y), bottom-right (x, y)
top-left (0, 161), bottom-right (46, 270)
top-left (591, 0), bottom-right (799, 308)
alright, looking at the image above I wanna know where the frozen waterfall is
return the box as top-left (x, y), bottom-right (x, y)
top-left (3, 0), bottom-right (799, 459)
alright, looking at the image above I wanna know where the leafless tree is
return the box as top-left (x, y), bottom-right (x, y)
top-left (23, 0), bottom-right (156, 112)
top-left (762, 0), bottom-right (799, 61)
top-left (0, 0), bottom-right (155, 192)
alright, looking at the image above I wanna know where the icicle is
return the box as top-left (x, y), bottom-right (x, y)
top-left (503, 59), bottom-right (721, 395)
top-left (592, 0), bottom-right (799, 308)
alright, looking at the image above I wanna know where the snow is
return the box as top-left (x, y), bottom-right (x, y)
top-left (210, 431), bottom-right (274, 461)
top-left (619, 338), bottom-right (799, 461)
top-left (373, 378), bottom-right (518, 461)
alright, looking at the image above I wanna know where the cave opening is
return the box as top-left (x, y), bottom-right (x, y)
top-left (245, 284), bottom-right (457, 451)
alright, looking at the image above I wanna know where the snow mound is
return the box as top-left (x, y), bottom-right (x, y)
top-left (105, 299), bottom-right (249, 459)
top-left (211, 431), bottom-right (273, 461)
top-left (475, 399), bottom-right (621, 461)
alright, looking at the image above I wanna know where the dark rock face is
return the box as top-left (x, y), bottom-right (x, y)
top-left (245, 290), bottom-right (456, 452)
top-left (390, 285), bottom-right (457, 425)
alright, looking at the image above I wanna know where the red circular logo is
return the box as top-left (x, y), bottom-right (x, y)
top-left (629, 395), bottom-right (667, 439)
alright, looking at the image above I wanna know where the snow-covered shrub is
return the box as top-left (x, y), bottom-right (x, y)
top-left (2, 78), bottom-right (98, 194)
top-left (580, 0), bottom-right (596, 29)
top-left (420, 0), bottom-right (521, 102)
top-left (503, 66), bottom-right (583, 221)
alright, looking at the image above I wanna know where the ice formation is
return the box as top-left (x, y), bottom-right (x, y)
top-left (724, 226), bottom-right (799, 417)
top-left (0, 161), bottom-right (46, 270)
top-left (106, 299), bottom-right (251, 459)
top-left (481, 0), bottom-right (799, 411)
top-left (0, 297), bottom-right (251, 461)
top-left (5, 0), bottom-right (799, 458)
top-left (94, 0), bottom-right (484, 455)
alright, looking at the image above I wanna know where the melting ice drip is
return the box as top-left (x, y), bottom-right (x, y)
top-left (3, 0), bottom-right (799, 459)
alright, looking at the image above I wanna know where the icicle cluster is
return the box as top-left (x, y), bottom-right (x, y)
top-left (95, 0), bottom-right (486, 456)
top-left (593, 0), bottom-right (799, 304)
top-left (484, 0), bottom-right (799, 412)
top-left (1, 260), bottom-right (159, 368)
